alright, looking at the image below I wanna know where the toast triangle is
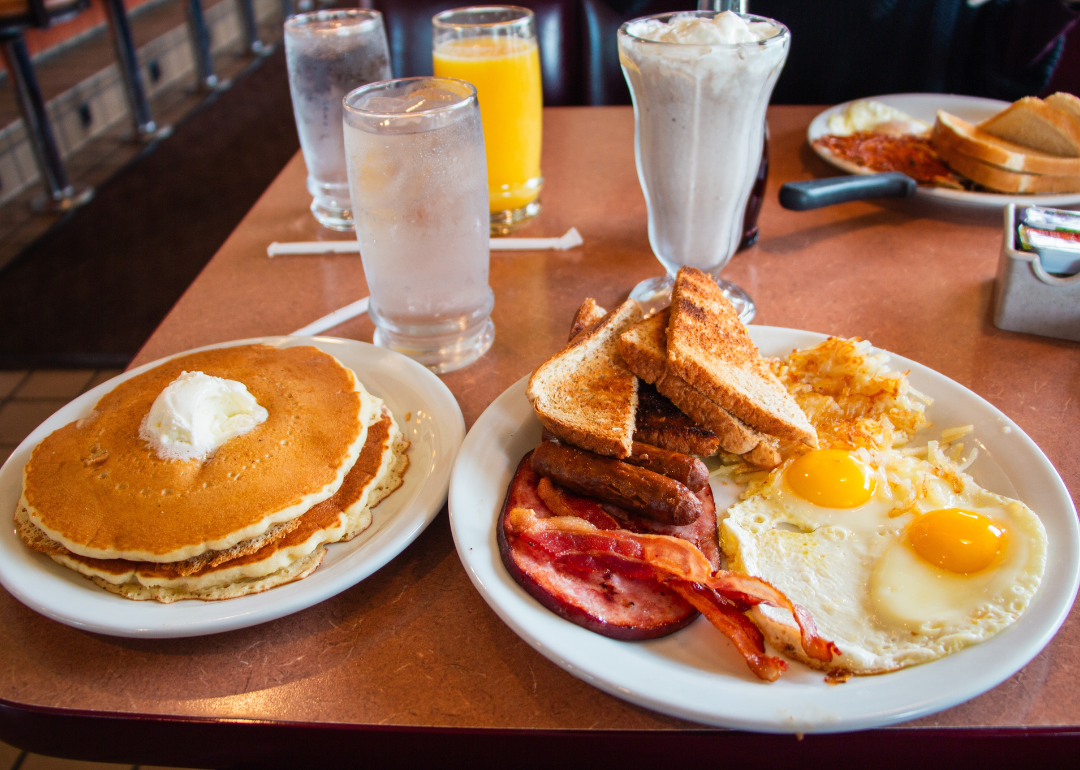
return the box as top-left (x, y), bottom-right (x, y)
top-left (932, 110), bottom-right (1080, 176)
top-left (978, 97), bottom-right (1080, 158)
top-left (568, 297), bottom-right (607, 342)
top-left (1045, 92), bottom-right (1080, 131)
top-left (527, 299), bottom-right (642, 458)
top-left (618, 309), bottom-right (766, 455)
top-left (935, 141), bottom-right (1080, 193)
top-left (665, 268), bottom-right (817, 447)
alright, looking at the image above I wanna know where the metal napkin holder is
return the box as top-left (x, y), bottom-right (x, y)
top-left (993, 204), bottom-right (1080, 342)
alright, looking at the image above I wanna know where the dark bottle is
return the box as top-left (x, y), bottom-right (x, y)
top-left (739, 125), bottom-right (769, 251)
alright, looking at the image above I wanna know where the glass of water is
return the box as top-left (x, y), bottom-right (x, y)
top-left (284, 10), bottom-right (391, 231)
top-left (343, 77), bottom-right (495, 373)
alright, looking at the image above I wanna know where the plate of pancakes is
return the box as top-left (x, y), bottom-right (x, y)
top-left (0, 336), bottom-right (464, 638)
top-left (448, 327), bottom-right (1080, 733)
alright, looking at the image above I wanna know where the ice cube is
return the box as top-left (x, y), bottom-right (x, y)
top-left (400, 86), bottom-right (459, 113)
top-left (357, 86), bottom-right (460, 115)
top-left (358, 95), bottom-right (406, 114)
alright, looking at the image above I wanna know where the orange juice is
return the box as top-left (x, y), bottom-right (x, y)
top-left (433, 38), bottom-right (542, 213)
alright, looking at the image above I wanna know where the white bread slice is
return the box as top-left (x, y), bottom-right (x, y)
top-left (936, 141), bottom-right (1080, 193)
top-left (978, 97), bottom-right (1080, 157)
top-left (1045, 92), bottom-right (1080, 130)
top-left (527, 299), bottom-right (642, 458)
top-left (618, 310), bottom-right (765, 455)
top-left (665, 268), bottom-right (818, 447)
top-left (932, 110), bottom-right (1080, 176)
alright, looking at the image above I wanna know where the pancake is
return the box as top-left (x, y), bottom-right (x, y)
top-left (92, 548), bottom-right (328, 602)
top-left (21, 344), bottom-right (374, 562)
top-left (14, 408), bottom-right (412, 602)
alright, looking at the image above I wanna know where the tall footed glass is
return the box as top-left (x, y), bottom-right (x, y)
top-left (343, 77), bottom-right (494, 373)
top-left (618, 11), bottom-right (789, 319)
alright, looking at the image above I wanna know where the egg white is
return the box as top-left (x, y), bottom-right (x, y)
top-left (721, 449), bottom-right (1048, 674)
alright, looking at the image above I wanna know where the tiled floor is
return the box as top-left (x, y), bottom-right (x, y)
top-left (0, 739), bottom-right (205, 769)
top-left (0, 368), bottom-right (121, 465)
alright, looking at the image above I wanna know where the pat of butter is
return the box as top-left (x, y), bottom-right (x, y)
top-left (140, 370), bottom-right (268, 461)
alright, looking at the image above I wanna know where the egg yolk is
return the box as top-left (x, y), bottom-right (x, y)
top-left (909, 508), bottom-right (1004, 574)
top-left (786, 449), bottom-right (875, 508)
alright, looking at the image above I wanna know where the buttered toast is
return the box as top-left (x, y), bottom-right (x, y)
top-left (527, 299), bottom-right (642, 458)
top-left (619, 309), bottom-right (765, 455)
top-left (665, 268), bottom-right (817, 448)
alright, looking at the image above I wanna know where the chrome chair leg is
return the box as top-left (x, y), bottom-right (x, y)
top-left (184, 0), bottom-right (219, 91)
top-left (102, 0), bottom-right (172, 143)
top-left (0, 33), bottom-right (93, 213)
top-left (237, 0), bottom-right (266, 56)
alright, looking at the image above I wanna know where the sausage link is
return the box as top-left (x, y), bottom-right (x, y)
top-left (541, 430), bottom-right (708, 492)
top-left (530, 441), bottom-right (702, 526)
top-left (627, 442), bottom-right (709, 492)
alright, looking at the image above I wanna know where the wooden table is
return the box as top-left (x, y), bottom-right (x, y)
top-left (1, 106), bottom-right (1078, 768)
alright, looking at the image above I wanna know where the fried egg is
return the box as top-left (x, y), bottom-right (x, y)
top-left (826, 100), bottom-right (931, 137)
top-left (717, 338), bottom-right (1047, 674)
top-left (723, 445), bottom-right (1046, 674)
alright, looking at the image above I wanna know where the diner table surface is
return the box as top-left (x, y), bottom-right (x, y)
top-left (1, 105), bottom-right (1079, 768)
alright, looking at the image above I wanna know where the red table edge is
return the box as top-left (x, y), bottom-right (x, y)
top-left (2, 697), bottom-right (1079, 768)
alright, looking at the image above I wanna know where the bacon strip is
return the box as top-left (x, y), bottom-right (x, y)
top-left (508, 506), bottom-right (839, 667)
top-left (537, 478), bottom-right (622, 530)
top-left (667, 581), bottom-right (788, 682)
top-left (551, 548), bottom-right (789, 681)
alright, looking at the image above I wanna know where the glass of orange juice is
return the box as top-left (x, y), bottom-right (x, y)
top-left (433, 6), bottom-right (542, 234)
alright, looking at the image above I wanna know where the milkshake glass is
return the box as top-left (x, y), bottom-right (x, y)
top-left (343, 77), bottom-right (494, 373)
top-left (618, 11), bottom-right (789, 319)
top-left (285, 10), bottom-right (391, 231)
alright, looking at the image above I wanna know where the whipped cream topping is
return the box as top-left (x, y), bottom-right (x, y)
top-left (140, 371), bottom-right (268, 462)
top-left (628, 11), bottom-right (779, 45)
top-left (618, 11), bottom-right (788, 270)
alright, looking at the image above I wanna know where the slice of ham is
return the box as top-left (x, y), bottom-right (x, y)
top-left (499, 454), bottom-right (699, 640)
top-left (600, 492), bottom-right (721, 570)
top-left (508, 507), bottom-right (839, 676)
top-left (500, 450), bottom-right (839, 680)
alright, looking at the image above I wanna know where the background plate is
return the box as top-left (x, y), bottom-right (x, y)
top-left (807, 93), bottom-right (1080, 209)
top-left (0, 336), bottom-right (465, 638)
top-left (448, 327), bottom-right (1079, 733)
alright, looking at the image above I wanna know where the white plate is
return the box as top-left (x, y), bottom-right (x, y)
top-left (808, 93), bottom-right (1080, 208)
top-left (448, 327), bottom-right (1080, 733)
top-left (0, 336), bottom-right (464, 639)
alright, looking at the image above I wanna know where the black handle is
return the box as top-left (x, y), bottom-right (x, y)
top-left (779, 173), bottom-right (917, 211)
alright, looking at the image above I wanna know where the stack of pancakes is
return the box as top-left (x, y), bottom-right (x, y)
top-left (13, 344), bottom-right (409, 602)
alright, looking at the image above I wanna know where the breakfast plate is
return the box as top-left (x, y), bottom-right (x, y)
top-left (0, 336), bottom-right (465, 638)
top-left (808, 93), bottom-right (1080, 209)
top-left (447, 327), bottom-right (1079, 733)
